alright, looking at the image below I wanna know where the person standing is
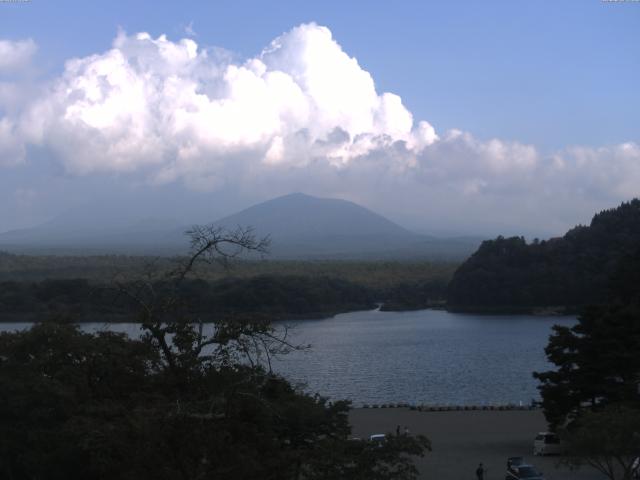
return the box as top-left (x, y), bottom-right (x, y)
top-left (396, 425), bottom-right (400, 436)
top-left (476, 462), bottom-right (485, 480)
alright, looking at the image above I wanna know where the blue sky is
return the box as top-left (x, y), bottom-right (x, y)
top-left (0, 0), bottom-right (639, 236)
top-left (4, 0), bottom-right (638, 150)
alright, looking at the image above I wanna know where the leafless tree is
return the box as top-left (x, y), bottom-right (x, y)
top-left (111, 225), bottom-right (302, 373)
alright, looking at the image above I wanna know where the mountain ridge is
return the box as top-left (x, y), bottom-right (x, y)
top-left (0, 193), bottom-right (481, 260)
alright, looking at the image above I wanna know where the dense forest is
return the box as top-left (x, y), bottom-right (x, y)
top-left (448, 199), bottom-right (640, 312)
top-left (0, 262), bottom-right (453, 321)
top-left (0, 253), bottom-right (456, 286)
top-left (0, 276), bottom-right (373, 322)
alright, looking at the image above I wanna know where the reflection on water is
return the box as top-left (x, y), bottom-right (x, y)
top-left (0, 309), bottom-right (575, 406)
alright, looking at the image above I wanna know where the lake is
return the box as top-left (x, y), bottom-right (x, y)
top-left (0, 308), bottom-right (575, 406)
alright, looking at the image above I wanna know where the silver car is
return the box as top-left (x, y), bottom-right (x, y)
top-left (533, 432), bottom-right (562, 456)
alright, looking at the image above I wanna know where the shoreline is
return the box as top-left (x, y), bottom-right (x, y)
top-left (446, 305), bottom-right (580, 315)
top-left (0, 306), bottom-right (377, 324)
top-left (0, 303), bottom-right (579, 324)
top-left (355, 403), bottom-right (539, 411)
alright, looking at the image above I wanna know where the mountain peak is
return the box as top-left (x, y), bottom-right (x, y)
top-left (215, 193), bottom-right (413, 240)
top-left (263, 192), bottom-right (346, 205)
top-left (210, 193), bottom-right (423, 258)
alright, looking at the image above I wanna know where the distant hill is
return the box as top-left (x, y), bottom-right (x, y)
top-left (0, 193), bottom-right (481, 260)
top-left (447, 199), bottom-right (640, 312)
top-left (214, 193), bottom-right (413, 239)
top-left (211, 193), bottom-right (480, 260)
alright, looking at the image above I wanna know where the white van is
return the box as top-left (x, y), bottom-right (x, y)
top-left (369, 434), bottom-right (386, 447)
top-left (533, 432), bottom-right (563, 456)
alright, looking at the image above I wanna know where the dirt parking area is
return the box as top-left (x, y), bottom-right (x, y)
top-left (349, 408), bottom-right (603, 480)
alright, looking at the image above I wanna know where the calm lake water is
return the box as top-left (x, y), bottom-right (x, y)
top-left (0, 309), bottom-right (575, 406)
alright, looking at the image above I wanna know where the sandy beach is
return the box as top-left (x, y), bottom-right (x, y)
top-left (349, 408), bottom-right (603, 480)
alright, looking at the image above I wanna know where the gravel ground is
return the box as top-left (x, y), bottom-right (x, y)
top-left (349, 408), bottom-right (604, 480)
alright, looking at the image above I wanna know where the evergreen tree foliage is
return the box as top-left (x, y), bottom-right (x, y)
top-left (448, 199), bottom-right (640, 310)
top-left (533, 245), bottom-right (640, 428)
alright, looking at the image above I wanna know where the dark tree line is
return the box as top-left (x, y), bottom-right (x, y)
top-left (0, 274), bottom-right (449, 321)
top-left (448, 199), bottom-right (640, 311)
top-left (0, 275), bottom-right (376, 321)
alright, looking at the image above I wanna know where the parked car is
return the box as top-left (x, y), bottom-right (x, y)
top-left (533, 432), bottom-right (563, 456)
top-left (505, 464), bottom-right (545, 480)
top-left (369, 434), bottom-right (386, 447)
top-left (507, 456), bottom-right (526, 475)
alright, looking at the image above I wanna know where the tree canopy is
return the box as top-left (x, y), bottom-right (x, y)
top-left (560, 404), bottom-right (640, 480)
top-left (448, 199), bottom-right (640, 311)
top-left (0, 225), bottom-right (431, 480)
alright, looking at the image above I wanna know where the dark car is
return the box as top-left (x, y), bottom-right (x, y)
top-left (505, 464), bottom-right (545, 480)
top-left (507, 456), bottom-right (525, 475)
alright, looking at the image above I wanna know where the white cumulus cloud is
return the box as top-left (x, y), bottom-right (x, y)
top-left (15, 24), bottom-right (436, 186)
top-left (0, 24), bottom-right (638, 235)
top-left (0, 38), bottom-right (37, 73)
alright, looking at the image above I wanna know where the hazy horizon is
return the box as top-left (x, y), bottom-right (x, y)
top-left (1, 189), bottom-right (620, 241)
top-left (1, 1), bottom-right (638, 239)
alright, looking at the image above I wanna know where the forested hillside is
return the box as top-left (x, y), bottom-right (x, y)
top-left (447, 199), bottom-right (640, 312)
top-left (0, 271), bottom-right (451, 322)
